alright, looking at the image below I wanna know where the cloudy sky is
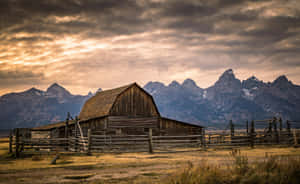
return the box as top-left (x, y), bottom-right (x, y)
top-left (1, 0), bottom-right (300, 95)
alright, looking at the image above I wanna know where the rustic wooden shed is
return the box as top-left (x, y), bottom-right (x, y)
top-left (32, 83), bottom-right (204, 137)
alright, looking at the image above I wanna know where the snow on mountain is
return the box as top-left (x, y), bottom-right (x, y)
top-left (202, 90), bottom-right (207, 99)
top-left (144, 69), bottom-right (300, 127)
top-left (242, 88), bottom-right (254, 100)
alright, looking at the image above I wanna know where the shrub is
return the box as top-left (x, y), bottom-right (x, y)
top-left (164, 153), bottom-right (300, 184)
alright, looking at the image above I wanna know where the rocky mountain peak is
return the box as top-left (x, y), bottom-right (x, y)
top-left (218, 69), bottom-right (236, 80)
top-left (169, 80), bottom-right (181, 88)
top-left (273, 75), bottom-right (289, 83)
top-left (27, 87), bottom-right (39, 93)
top-left (242, 76), bottom-right (265, 89)
top-left (248, 76), bottom-right (259, 82)
top-left (47, 83), bottom-right (61, 90)
top-left (144, 81), bottom-right (166, 94)
top-left (213, 69), bottom-right (241, 91)
top-left (46, 83), bottom-right (71, 98)
top-left (144, 81), bottom-right (165, 88)
top-left (272, 75), bottom-right (293, 88)
top-left (24, 87), bottom-right (44, 96)
top-left (182, 78), bottom-right (198, 89)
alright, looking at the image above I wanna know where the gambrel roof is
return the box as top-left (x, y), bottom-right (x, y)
top-left (79, 83), bottom-right (160, 121)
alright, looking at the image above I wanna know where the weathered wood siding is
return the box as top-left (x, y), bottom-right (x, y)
top-left (159, 118), bottom-right (202, 135)
top-left (31, 131), bottom-right (50, 139)
top-left (80, 117), bottom-right (108, 130)
top-left (49, 127), bottom-right (66, 138)
top-left (108, 116), bottom-right (158, 128)
top-left (78, 117), bottom-right (108, 136)
top-left (107, 116), bottom-right (159, 135)
top-left (110, 85), bottom-right (159, 117)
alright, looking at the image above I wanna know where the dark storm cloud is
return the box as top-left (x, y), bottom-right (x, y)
top-left (2, 0), bottom-right (299, 50)
top-left (0, 0), bottom-right (148, 37)
top-left (158, 1), bottom-right (217, 18)
top-left (1, 0), bottom-right (300, 94)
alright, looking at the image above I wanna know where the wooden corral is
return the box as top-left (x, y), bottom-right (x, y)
top-left (31, 83), bottom-right (204, 139)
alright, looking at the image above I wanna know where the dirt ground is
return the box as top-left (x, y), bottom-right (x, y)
top-left (1, 138), bottom-right (300, 184)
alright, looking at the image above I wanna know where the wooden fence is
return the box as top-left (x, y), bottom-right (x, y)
top-left (205, 130), bottom-right (298, 148)
top-left (10, 128), bottom-right (204, 156)
top-left (9, 127), bottom-right (300, 157)
top-left (89, 134), bottom-right (203, 153)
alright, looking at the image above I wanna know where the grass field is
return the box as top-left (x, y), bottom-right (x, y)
top-left (0, 138), bottom-right (300, 184)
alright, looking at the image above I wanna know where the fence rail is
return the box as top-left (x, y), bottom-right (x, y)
top-left (9, 126), bottom-right (300, 157)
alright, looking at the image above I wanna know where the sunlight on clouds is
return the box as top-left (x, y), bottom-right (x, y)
top-left (56, 36), bottom-right (110, 56)
top-left (53, 16), bottom-right (81, 23)
top-left (243, 1), bottom-right (272, 12)
top-left (0, 0), bottom-right (300, 95)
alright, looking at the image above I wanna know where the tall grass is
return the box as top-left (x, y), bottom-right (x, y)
top-left (165, 149), bottom-right (300, 184)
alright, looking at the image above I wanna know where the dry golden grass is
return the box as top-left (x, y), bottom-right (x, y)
top-left (0, 137), bottom-right (300, 184)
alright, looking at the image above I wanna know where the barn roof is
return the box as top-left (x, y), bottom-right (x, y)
top-left (31, 120), bottom-right (76, 131)
top-left (161, 117), bottom-right (204, 128)
top-left (79, 83), bottom-right (144, 121)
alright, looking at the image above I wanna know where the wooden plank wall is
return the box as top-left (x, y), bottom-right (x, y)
top-left (159, 118), bottom-right (202, 135)
top-left (73, 117), bottom-right (108, 137)
top-left (107, 116), bottom-right (158, 135)
top-left (110, 85), bottom-right (159, 117)
top-left (108, 116), bottom-right (158, 128)
top-left (31, 131), bottom-right (50, 139)
top-left (46, 117), bottom-right (202, 138)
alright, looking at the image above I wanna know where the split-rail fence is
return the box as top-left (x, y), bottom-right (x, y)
top-left (9, 117), bottom-right (300, 157)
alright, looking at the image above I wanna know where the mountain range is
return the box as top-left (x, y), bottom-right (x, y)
top-left (1, 69), bottom-right (300, 129)
top-left (0, 84), bottom-right (95, 129)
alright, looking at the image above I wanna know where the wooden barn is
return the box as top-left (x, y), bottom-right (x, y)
top-left (31, 83), bottom-right (204, 138)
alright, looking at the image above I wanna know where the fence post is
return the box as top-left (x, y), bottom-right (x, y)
top-left (65, 117), bottom-right (69, 138)
top-left (9, 130), bottom-right (12, 153)
top-left (287, 120), bottom-right (291, 136)
top-left (293, 129), bottom-right (298, 147)
top-left (279, 117), bottom-right (282, 133)
top-left (279, 117), bottom-right (282, 143)
top-left (201, 129), bottom-right (206, 149)
top-left (87, 129), bottom-right (91, 155)
top-left (74, 120), bottom-right (78, 137)
top-left (74, 118), bottom-right (78, 152)
top-left (246, 120), bottom-right (249, 135)
top-left (250, 120), bottom-right (255, 148)
top-left (230, 120), bottom-right (234, 137)
top-left (268, 120), bottom-right (272, 134)
top-left (273, 117), bottom-right (279, 144)
top-left (148, 128), bottom-right (153, 154)
top-left (15, 128), bottom-right (19, 158)
top-left (230, 120), bottom-right (234, 144)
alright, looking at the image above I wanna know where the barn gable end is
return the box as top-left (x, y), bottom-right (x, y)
top-left (110, 84), bottom-right (160, 117)
top-left (78, 83), bottom-right (133, 121)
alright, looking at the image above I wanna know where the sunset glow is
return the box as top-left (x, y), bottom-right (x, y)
top-left (1, 0), bottom-right (300, 95)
